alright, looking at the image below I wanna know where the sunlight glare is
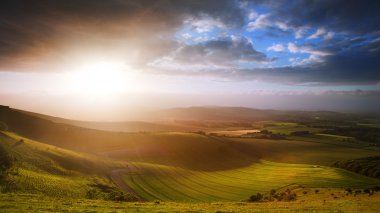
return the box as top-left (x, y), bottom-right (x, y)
top-left (68, 61), bottom-right (131, 97)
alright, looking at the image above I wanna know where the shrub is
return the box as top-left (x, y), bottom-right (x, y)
top-left (345, 188), bottom-right (352, 194)
top-left (278, 191), bottom-right (297, 201)
top-left (249, 193), bottom-right (263, 202)
top-left (86, 189), bottom-right (98, 199)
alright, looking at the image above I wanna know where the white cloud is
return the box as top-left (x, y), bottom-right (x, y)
top-left (287, 42), bottom-right (299, 53)
top-left (185, 16), bottom-right (226, 33)
top-left (275, 22), bottom-right (289, 31)
top-left (248, 11), bottom-right (258, 20)
top-left (294, 26), bottom-right (309, 39)
top-left (182, 33), bottom-right (192, 39)
top-left (246, 14), bottom-right (271, 31)
top-left (267, 43), bottom-right (285, 52)
top-left (287, 42), bottom-right (332, 66)
top-left (308, 27), bottom-right (327, 39)
top-left (287, 42), bottom-right (330, 56)
top-left (308, 27), bottom-right (334, 40)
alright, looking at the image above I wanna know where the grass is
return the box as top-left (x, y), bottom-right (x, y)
top-left (122, 160), bottom-right (380, 202)
top-left (1, 107), bottom-right (380, 211)
top-left (0, 131), bottom-right (125, 199)
top-left (0, 191), bottom-right (379, 212)
top-left (265, 126), bottom-right (325, 135)
top-left (231, 137), bottom-right (380, 165)
top-left (316, 133), bottom-right (354, 140)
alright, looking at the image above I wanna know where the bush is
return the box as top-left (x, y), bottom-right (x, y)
top-left (345, 188), bottom-right (352, 194)
top-left (106, 191), bottom-right (138, 202)
top-left (86, 189), bottom-right (99, 199)
top-left (278, 191), bottom-right (297, 201)
top-left (248, 193), bottom-right (263, 202)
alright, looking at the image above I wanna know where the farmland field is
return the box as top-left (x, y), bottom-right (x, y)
top-left (208, 129), bottom-right (260, 137)
top-left (122, 160), bottom-right (380, 202)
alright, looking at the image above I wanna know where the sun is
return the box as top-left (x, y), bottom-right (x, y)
top-left (67, 61), bottom-right (130, 97)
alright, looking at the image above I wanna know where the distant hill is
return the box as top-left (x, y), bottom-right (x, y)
top-left (6, 105), bottom-right (353, 133)
top-left (151, 106), bottom-right (346, 122)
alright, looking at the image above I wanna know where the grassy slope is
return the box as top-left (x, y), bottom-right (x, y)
top-left (0, 191), bottom-right (380, 212)
top-left (2, 106), bottom-right (380, 206)
top-left (0, 131), bottom-right (123, 198)
top-left (1, 107), bottom-right (260, 170)
top-left (122, 161), bottom-right (380, 202)
top-left (99, 133), bottom-right (260, 171)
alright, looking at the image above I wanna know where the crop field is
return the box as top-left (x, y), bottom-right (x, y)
top-left (264, 126), bottom-right (325, 135)
top-left (208, 129), bottom-right (260, 137)
top-left (122, 160), bottom-right (380, 202)
top-left (316, 133), bottom-right (354, 140)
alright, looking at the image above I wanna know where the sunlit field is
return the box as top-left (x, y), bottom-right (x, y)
top-left (123, 161), bottom-right (380, 201)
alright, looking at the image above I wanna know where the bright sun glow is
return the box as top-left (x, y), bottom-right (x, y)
top-left (68, 61), bottom-right (133, 97)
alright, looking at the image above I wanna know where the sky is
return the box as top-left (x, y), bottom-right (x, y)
top-left (0, 0), bottom-right (380, 120)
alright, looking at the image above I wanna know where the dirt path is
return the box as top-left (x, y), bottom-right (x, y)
top-left (110, 163), bottom-right (147, 202)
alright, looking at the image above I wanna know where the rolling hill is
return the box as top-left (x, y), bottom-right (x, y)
top-left (0, 131), bottom-right (137, 200)
top-left (1, 105), bottom-right (380, 205)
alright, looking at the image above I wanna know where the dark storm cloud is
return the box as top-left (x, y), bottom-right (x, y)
top-left (0, 0), bottom-right (245, 71)
top-left (150, 36), bottom-right (272, 72)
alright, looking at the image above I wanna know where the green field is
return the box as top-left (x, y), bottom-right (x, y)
top-left (122, 161), bottom-right (380, 202)
top-left (264, 125), bottom-right (325, 135)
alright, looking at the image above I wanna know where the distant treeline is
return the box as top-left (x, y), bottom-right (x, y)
top-left (333, 156), bottom-right (380, 179)
top-left (321, 127), bottom-right (380, 143)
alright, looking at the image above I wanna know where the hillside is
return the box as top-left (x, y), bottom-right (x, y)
top-left (1, 106), bottom-right (379, 171)
top-left (0, 106), bottom-right (261, 170)
top-left (1, 106), bottom-right (380, 206)
top-left (333, 156), bottom-right (380, 179)
top-left (0, 131), bottom-right (135, 200)
top-left (122, 161), bottom-right (380, 201)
